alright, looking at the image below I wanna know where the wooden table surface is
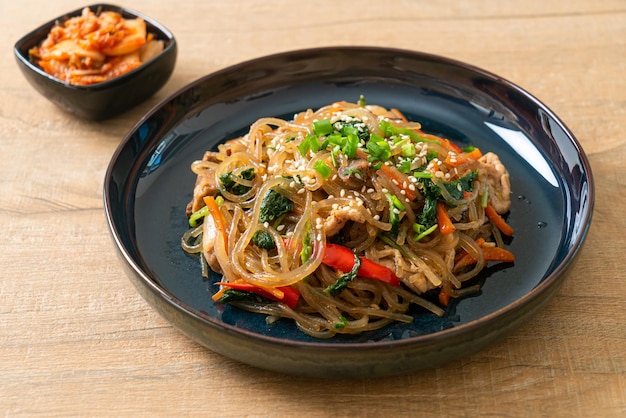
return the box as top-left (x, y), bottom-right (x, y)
top-left (2, 0), bottom-right (625, 416)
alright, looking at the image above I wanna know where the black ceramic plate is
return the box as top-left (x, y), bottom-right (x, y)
top-left (104, 47), bottom-right (594, 378)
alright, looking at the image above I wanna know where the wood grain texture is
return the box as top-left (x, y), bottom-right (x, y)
top-left (1, 0), bottom-right (624, 416)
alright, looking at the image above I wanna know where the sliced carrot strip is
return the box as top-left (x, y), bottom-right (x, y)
top-left (485, 204), bottom-right (514, 236)
top-left (444, 147), bottom-right (483, 166)
top-left (203, 196), bottom-right (229, 251)
top-left (438, 288), bottom-right (451, 307)
top-left (453, 239), bottom-right (515, 272)
top-left (482, 247), bottom-right (515, 263)
top-left (378, 164), bottom-right (417, 201)
top-left (437, 201), bottom-right (456, 235)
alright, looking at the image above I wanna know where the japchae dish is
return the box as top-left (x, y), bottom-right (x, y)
top-left (182, 98), bottom-right (515, 338)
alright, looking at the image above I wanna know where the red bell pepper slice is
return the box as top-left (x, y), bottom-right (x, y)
top-left (322, 243), bottom-right (400, 287)
top-left (215, 282), bottom-right (300, 310)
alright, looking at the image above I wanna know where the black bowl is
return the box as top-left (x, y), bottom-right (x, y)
top-left (104, 47), bottom-right (594, 378)
top-left (13, 4), bottom-right (177, 121)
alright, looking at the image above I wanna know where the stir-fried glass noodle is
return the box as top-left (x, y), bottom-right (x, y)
top-left (182, 98), bottom-right (515, 338)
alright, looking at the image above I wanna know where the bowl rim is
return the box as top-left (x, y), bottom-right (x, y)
top-left (104, 46), bottom-right (595, 351)
top-left (13, 3), bottom-right (177, 91)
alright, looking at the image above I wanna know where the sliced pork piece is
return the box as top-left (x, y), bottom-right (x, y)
top-left (323, 205), bottom-right (366, 237)
top-left (478, 152), bottom-right (511, 214)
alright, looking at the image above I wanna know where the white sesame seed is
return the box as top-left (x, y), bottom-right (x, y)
top-left (381, 188), bottom-right (389, 193)
top-left (367, 188), bottom-right (375, 194)
top-left (263, 222), bottom-right (269, 228)
top-left (340, 189), bottom-right (346, 197)
top-left (373, 215), bottom-right (380, 221)
top-left (277, 225), bottom-right (285, 231)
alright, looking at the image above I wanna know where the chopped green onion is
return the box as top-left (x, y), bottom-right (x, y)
top-left (327, 133), bottom-right (343, 146)
top-left (385, 193), bottom-right (402, 238)
top-left (331, 146), bottom-right (340, 167)
top-left (313, 160), bottom-right (333, 178)
top-left (379, 120), bottom-right (433, 143)
top-left (358, 95), bottom-right (366, 107)
top-left (389, 194), bottom-right (405, 211)
top-left (366, 135), bottom-right (392, 162)
top-left (341, 124), bottom-right (358, 137)
top-left (309, 135), bottom-right (321, 152)
top-left (300, 226), bottom-right (313, 263)
top-left (299, 134), bottom-right (322, 156)
top-left (413, 223), bottom-right (438, 241)
top-left (401, 142), bottom-right (416, 157)
top-left (298, 136), bottom-right (311, 156)
top-left (313, 119), bottom-right (333, 136)
top-left (343, 133), bottom-right (359, 159)
top-left (188, 205), bottom-right (209, 227)
top-left (334, 316), bottom-right (349, 329)
top-left (392, 135), bottom-right (407, 145)
top-left (413, 171), bottom-right (433, 179)
top-left (398, 159), bottom-right (411, 174)
top-left (481, 185), bottom-right (489, 208)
